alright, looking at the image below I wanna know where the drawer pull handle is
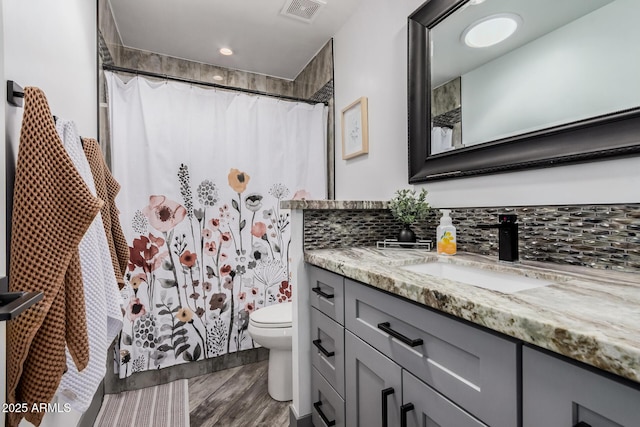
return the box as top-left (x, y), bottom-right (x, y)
top-left (400, 403), bottom-right (414, 427)
top-left (312, 286), bottom-right (335, 299)
top-left (313, 339), bottom-right (335, 357)
top-left (377, 322), bottom-right (424, 347)
top-left (574, 423), bottom-right (592, 427)
top-left (314, 401), bottom-right (336, 427)
top-left (381, 387), bottom-right (395, 427)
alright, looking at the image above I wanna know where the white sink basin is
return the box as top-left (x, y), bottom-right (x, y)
top-left (401, 261), bottom-right (554, 294)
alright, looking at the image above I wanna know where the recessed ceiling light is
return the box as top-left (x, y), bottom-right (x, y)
top-left (462, 13), bottom-right (522, 48)
top-left (469, 0), bottom-right (486, 4)
top-left (213, 75), bottom-right (224, 81)
top-left (219, 48), bottom-right (233, 56)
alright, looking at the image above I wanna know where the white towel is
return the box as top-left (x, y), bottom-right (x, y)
top-left (55, 119), bottom-right (124, 412)
top-left (431, 126), bottom-right (454, 155)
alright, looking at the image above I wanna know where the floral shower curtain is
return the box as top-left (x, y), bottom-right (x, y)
top-left (106, 72), bottom-right (326, 377)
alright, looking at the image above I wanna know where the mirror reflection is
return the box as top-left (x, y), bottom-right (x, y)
top-left (429, 0), bottom-right (640, 155)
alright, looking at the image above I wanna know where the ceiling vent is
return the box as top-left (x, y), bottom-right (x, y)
top-left (280, 0), bottom-right (327, 24)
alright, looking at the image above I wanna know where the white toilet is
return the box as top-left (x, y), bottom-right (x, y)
top-left (248, 301), bottom-right (293, 401)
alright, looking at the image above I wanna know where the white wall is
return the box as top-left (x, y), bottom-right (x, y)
top-left (333, 0), bottom-right (640, 206)
top-left (462, 0), bottom-right (640, 146)
top-left (2, 1), bottom-right (97, 426)
top-left (333, 0), bottom-right (426, 201)
top-left (4, 0), bottom-right (97, 149)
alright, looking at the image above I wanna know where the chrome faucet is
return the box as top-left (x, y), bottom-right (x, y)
top-left (475, 214), bottom-right (519, 262)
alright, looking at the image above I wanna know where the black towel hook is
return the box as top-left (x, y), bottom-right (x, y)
top-left (7, 80), bottom-right (24, 107)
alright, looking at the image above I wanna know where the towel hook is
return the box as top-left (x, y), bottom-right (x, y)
top-left (7, 80), bottom-right (24, 107)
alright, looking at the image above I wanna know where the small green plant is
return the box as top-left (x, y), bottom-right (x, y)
top-left (389, 188), bottom-right (430, 225)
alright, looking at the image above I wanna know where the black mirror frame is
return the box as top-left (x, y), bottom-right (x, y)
top-left (408, 0), bottom-right (640, 183)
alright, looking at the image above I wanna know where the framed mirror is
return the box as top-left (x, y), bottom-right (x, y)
top-left (408, 0), bottom-right (640, 183)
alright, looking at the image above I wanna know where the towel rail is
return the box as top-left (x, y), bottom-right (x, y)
top-left (0, 276), bottom-right (44, 321)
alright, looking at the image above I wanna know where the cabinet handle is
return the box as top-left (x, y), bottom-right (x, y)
top-left (313, 339), bottom-right (335, 357)
top-left (313, 401), bottom-right (336, 427)
top-left (312, 286), bottom-right (335, 299)
top-left (381, 387), bottom-right (395, 427)
top-left (574, 423), bottom-right (592, 427)
top-left (400, 403), bottom-right (415, 427)
top-left (377, 322), bottom-right (424, 347)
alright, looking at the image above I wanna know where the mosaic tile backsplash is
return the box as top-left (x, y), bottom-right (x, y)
top-left (303, 204), bottom-right (640, 273)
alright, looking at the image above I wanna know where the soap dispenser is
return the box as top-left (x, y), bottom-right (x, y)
top-left (437, 209), bottom-right (456, 255)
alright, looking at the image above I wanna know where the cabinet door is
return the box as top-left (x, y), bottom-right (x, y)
top-left (523, 347), bottom-right (640, 427)
top-left (402, 371), bottom-right (488, 427)
top-left (345, 331), bottom-right (402, 427)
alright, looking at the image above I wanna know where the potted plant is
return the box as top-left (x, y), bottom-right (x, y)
top-left (389, 188), bottom-right (430, 244)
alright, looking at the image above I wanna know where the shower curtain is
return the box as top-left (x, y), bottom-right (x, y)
top-left (106, 72), bottom-right (326, 377)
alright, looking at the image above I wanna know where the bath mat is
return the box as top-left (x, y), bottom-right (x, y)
top-left (94, 379), bottom-right (189, 427)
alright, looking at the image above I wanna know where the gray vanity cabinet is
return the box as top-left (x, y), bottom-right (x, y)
top-left (345, 330), bottom-right (403, 427)
top-left (309, 264), bottom-right (640, 427)
top-left (309, 265), bottom-right (519, 427)
top-left (523, 346), bottom-right (640, 427)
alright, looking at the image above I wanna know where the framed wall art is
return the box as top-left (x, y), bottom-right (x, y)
top-left (341, 96), bottom-right (369, 160)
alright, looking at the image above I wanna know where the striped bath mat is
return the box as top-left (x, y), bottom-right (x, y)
top-left (95, 380), bottom-right (189, 427)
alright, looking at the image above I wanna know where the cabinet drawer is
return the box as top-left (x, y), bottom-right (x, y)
top-left (309, 265), bottom-right (344, 325)
top-left (312, 367), bottom-right (345, 427)
top-left (311, 307), bottom-right (345, 398)
top-left (403, 370), bottom-right (487, 427)
top-left (523, 346), bottom-right (640, 427)
top-left (345, 279), bottom-right (518, 427)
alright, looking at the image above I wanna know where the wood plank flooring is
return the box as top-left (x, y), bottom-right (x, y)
top-left (189, 360), bottom-right (290, 427)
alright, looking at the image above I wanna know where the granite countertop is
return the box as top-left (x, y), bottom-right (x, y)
top-left (304, 247), bottom-right (640, 384)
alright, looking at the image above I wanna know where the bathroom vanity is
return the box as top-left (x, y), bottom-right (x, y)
top-left (305, 249), bottom-right (640, 427)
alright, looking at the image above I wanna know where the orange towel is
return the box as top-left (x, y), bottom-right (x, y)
top-left (7, 87), bottom-right (103, 426)
top-left (83, 138), bottom-right (129, 288)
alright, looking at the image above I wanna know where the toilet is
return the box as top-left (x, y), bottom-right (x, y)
top-left (248, 301), bottom-right (293, 401)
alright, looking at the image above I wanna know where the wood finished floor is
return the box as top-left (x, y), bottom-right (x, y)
top-left (189, 360), bottom-right (290, 427)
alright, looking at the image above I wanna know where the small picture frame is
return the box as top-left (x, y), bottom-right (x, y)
top-left (341, 97), bottom-right (369, 160)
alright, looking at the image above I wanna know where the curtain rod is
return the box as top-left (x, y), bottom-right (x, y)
top-left (102, 64), bottom-right (327, 106)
